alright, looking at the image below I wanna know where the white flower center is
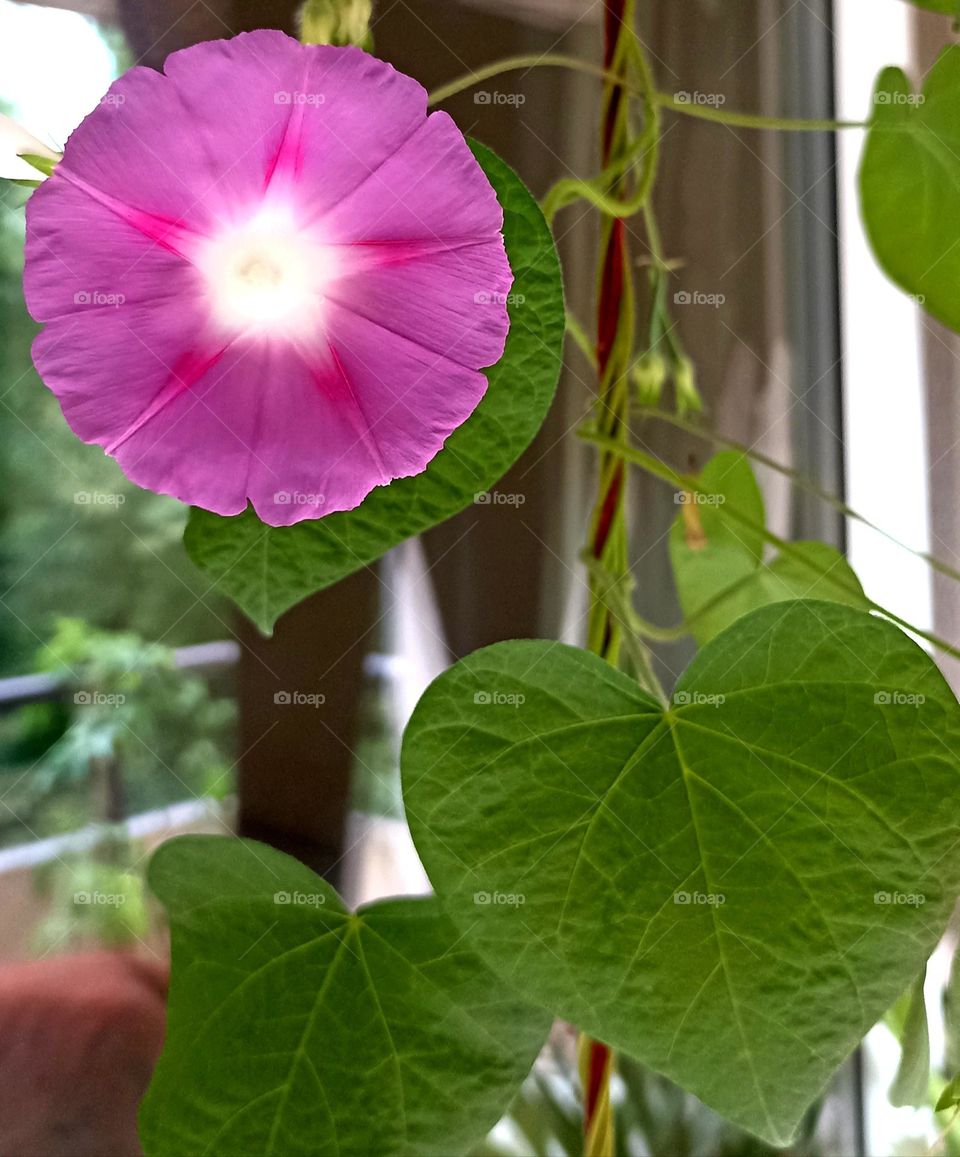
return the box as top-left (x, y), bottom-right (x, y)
top-left (197, 206), bottom-right (338, 338)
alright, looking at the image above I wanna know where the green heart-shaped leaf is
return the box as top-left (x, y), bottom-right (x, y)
top-left (184, 141), bottom-right (564, 633)
top-left (139, 835), bottom-right (552, 1156)
top-left (860, 47), bottom-right (960, 333)
top-left (401, 600), bottom-right (960, 1145)
top-left (669, 452), bottom-right (867, 643)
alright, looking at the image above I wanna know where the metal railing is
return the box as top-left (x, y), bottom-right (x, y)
top-left (0, 640), bottom-right (240, 713)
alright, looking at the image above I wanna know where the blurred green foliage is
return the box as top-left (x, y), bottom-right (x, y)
top-left (0, 102), bottom-right (228, 679)
top-left (0, 618), bottom-right (235, 847)
top-left (33, 859), bottom-right (150, 954)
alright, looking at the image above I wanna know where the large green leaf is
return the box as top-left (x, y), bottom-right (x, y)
top-left (860, 47), bottom-right (960, 333)
top-left (669, 452), bottom-right (867, 644)
top-left (139, 835), bottom-right (552, 1156)
top-left (184, 141), bottom-right (564, 632)
top-left (401, 601), bottom-right (960, 1145)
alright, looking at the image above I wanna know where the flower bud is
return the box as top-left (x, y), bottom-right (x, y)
top-left (0, 114), bottom-right (59, 184)
top-left (673, 356), bottom-right (702, 415)
top-left (630, 351), bottom-right (668, 407)
top-left (299, 0), bottom-right (374, 49)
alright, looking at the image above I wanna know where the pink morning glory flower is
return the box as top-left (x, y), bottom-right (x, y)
top-left (24, 30), bottom-right (512, 525)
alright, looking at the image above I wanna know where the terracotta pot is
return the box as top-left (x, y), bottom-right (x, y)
top-left (0, 951), bottom-right (168, 1157)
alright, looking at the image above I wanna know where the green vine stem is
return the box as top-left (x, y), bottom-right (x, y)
top-left (584, 550), bottom-right (782, 646)
top-left (549, 374), bottom-right (960, 593)
top-left (650, 90), bottom-right (865, 132)
top-left (428, 53), bottom-right (865, 133)
top-left (580, 2), bottom-right (649, 1152)
top-left (586, 0), bottom-right (642, 674)
top-left (433, 21), bottom-right (895, 1150)
top-left (583, 428), bottom-right (960, 664)
top-left (635, 405), bottom-right (960, 591)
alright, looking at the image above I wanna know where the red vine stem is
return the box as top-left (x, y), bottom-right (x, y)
top-left (591, 0), bottom-right (628, 568)
top-left (581, 0), bottom-right (635, 1153)
top-left (586, 0), bottom-right (637, 665)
